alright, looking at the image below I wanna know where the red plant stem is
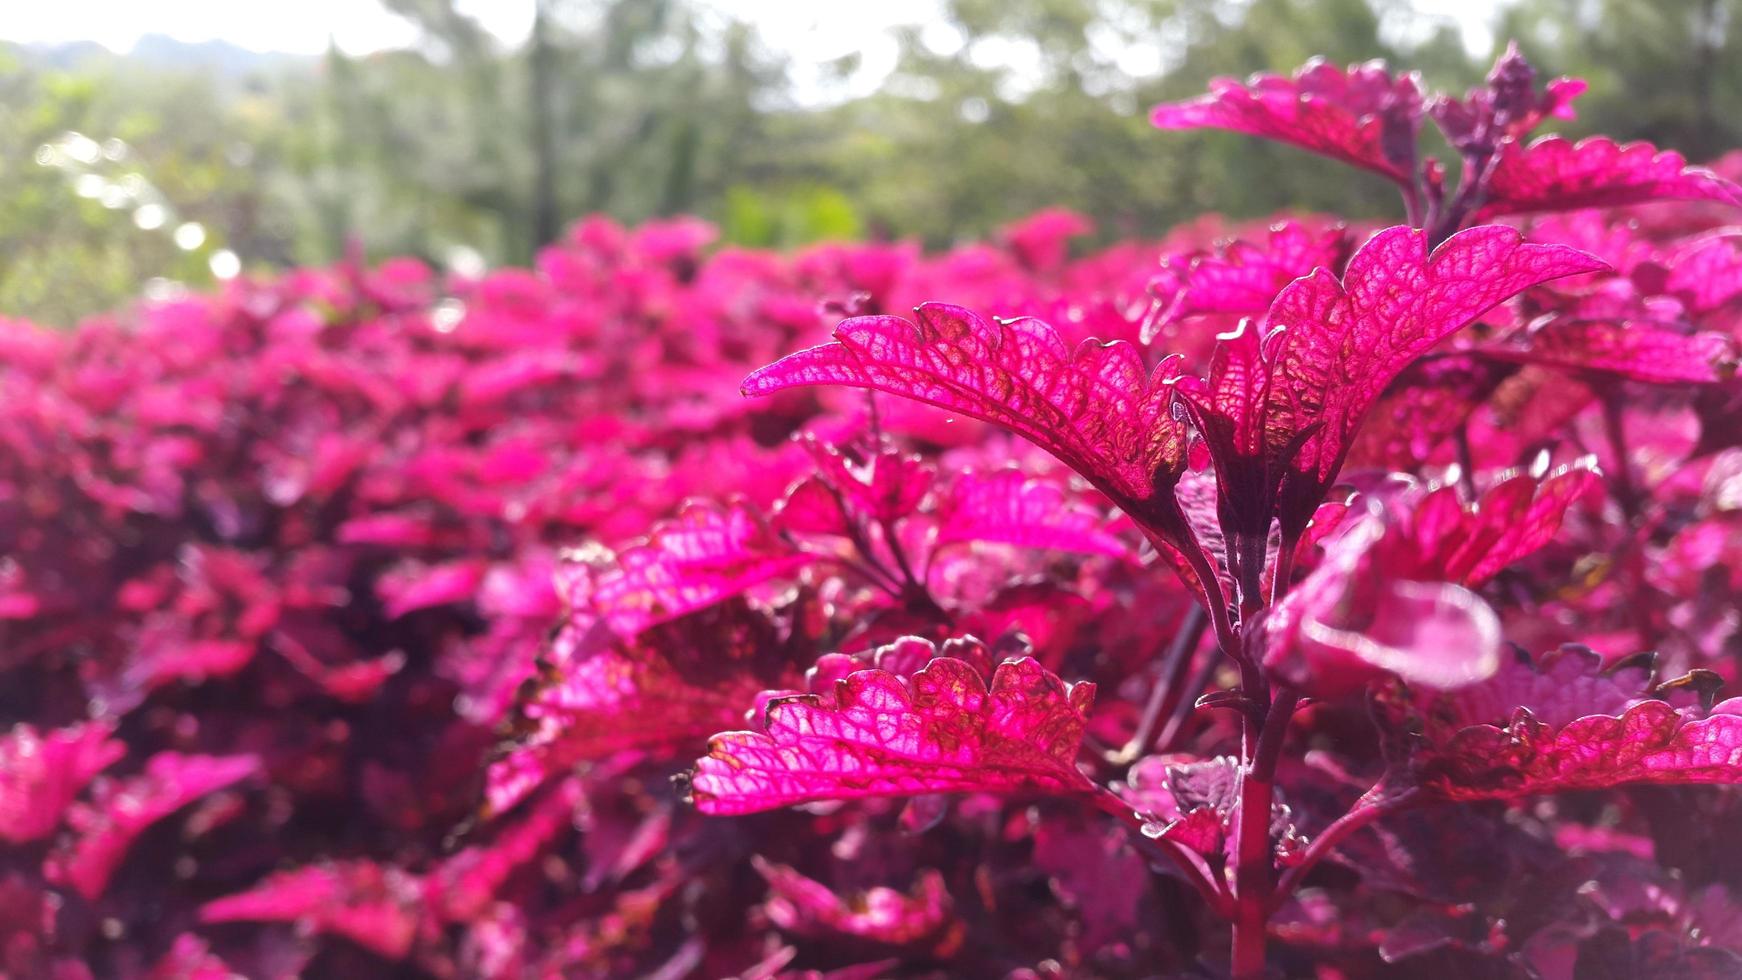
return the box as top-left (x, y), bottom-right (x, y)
top-left (1601, 395), bottom-right (1641, 520)
top-left (1156, 650), bottom-right (1222, 750)
top-left (1186, 551), bottom-right (1239, 656)
top-left (1230, 771), bottom-right (1274, 978)
top-left (1427, 148), bottom-right (1499, 246)
top-left (833, 553), bottom-right (906, 596)
top-left (832, 507), bottom-right (902, 590)
top-left (1401, 176), bottom-right (1425, 228)
top-left (1454, 425), bottom-right (1479, 498)
top-left (1269, 532), bottom-right (1300, 607)
top-left (1148, 493), bottom-right (1240, 656)
top-left (1235, 529), bottom-right (1270, 623)
top-left (1253, 688), bottom-right (1299, 777)
top-left (1237, 660), bottom-right (1269, 757)
top-left (878, 516), bottom-right (923, 590)
top-left (1230, 682), bottom-right (1299, 978)
top-left (800, 540), bottom-right (906, 597)
top-left (1112, 605), bottom-right (1209, 764)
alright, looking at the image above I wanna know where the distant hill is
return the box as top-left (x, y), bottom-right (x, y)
top-left (9, 34), bottom-right (315, 77)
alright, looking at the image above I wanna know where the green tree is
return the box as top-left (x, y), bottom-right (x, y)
top-left (1499, 0), bottom-right (1742, 159)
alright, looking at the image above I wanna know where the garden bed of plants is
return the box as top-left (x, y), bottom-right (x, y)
top-left (3, 45), bottom-right (1742, 978)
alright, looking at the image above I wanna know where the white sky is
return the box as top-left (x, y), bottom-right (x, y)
top-left (0, 0), bottom-right (1501, 71)
top-left (0, 1), bottom-right (943, 55)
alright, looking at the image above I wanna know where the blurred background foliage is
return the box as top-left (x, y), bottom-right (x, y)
top-left (2, 0), bottom-right (1737, 324)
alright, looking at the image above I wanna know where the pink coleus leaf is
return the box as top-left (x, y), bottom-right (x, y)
top-left (375, 558), bottom-right (488, 619)
top-left (1475, 136), bottom-right (1742, 221)
top-left (146, 933), bottom-right (236, 980)
top-left (1150, 60), bottom-right (1424, 182)
top-left (578, 800), bottom-right (671, 892)
top-left (1263, 510), bottom-right (1501, 696)
top-left (1001, 207), bottom-right (1093, 272)
top-left (487, 600), bottom-right (804, 816)
top-left (0, 721), bottom-right (125, 844)
top-left (1665, 231), bottom-right (1742, 317)
top-left (1416, 644), bottom-right (1650, 733)
top-left (428, 778), bottom-right (582, 921)
top-left (200, 860), bottom-right (425, 960)
top-left (1115, 754), bottom-right (1299, 863)
top-left (774, 475), bottom-right (857, 538)
top-left (754, 857), bottom-right (962, 953)
top-left (1397, 462), bottom-right (1600, 587)
top-left (1562, 928), bottom-right (1742, 979)
top-left (1399, 646), bottom-right (1742, 801)
top-left (689, 648), bottom-right (1095, 815)
top-left (1478, 319), bottom-right (1738, 385)
top-left (1030, 815), bottom-right (1149, 953)
top-left (572, 500), bottom-right (814, 638)
top-left (46, 752), bottom-right (259, 900)
top-left (742, 303), bottom-right (1192, 540)
top-left (803, 438), bottom-right (935, 524)
top-left (1145, 221), bottom-right (1352, 342)
top-left (1259, 224), bottom-right (1605, 536)
top-left (1267, 464), bottom-right (1592, 695)
top-left (1344, 354), bottom-right (1511, 471)
top-left (932, 468), bottom-right (1130, 558)
top-left (1150, 470), bottom-right (1235, 611)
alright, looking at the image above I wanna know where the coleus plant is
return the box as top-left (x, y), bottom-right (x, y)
top-left (2, 42), bottom-right (1742, 980)
top-left (685, 44), bottom-right (1742, 978)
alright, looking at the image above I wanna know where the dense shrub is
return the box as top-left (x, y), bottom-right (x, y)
top-left (3, 46), bottom-right (1742, 978)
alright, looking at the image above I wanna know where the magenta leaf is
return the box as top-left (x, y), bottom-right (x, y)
top-left (1478, 319), bottom-right (1738, 384)
top-left (375, 558), bottom-right (488, 619)
top-left (572, 500), bottom-right (814, 638)
top-left (46, 752), bottom-right (259, 900)
top-left (1568, 927), bottom-right (1742, 978)
top-left (1030, 815), bottom-right (1149, 954)
top-left (1116, 754), bottom-right (1300, 863)
top-left (933, 469), bottom-right (1130, 558)
top-left (0, 721), bottom-right (124, 844)
top-left (689, 648), bottom-right (1095, 815)
top-left (803, 439), bottom-right (936, 524)
top-left (1263, 511), bottom-right (1502, 696)
top-left (1266, 463), bottom-right (1592, 692)
top-left (1260, 224), bottom-right (1605, 535)
top-left (1150, 60), bottom-right (1424, 182)
top-left (200, 860), bottom-right (425, 960)
top-left (487, 600), bottom-right (804, 815)
top-left (774, 475), bottom-right (857, 538)
top-left (1002, 207), bottom-right (1093, 272)
top-left (1416, 644), bottom-right (1648, 733)
top-left (1344, 354), bottom-right (1511, 471)
top-left (1146, 221), bottom-right (1351, 342)
top-left (1476, 137), bottom-right (1742, 220)
top-left (1666, 232), bottom-right (1742, 316)
top-left (1397, 463), bottom-right (1600, 587)
top-left (742, 303), bottom-right (1192, 539)
top-left (1137, 470), bottom-right (1236, 615)
top-left (754, 857), bottom-right (962, 953)
top-left (1399, 646), bottom-right (1742, 801)
top-left (428, 778), bottom-right (583, 921)
top-left (146, 934), bottom-right (236, 980)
